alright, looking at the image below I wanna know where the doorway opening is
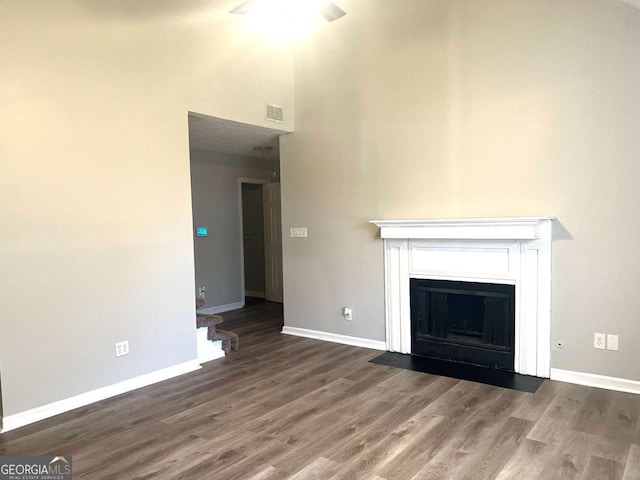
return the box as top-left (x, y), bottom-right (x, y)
top-left (238, 178), bottom-right (283, 305)
top-left (241, 182), bottom-right (266, 301)
top-left (188, 112), bottom-right (285, 314)
top-left (188, 113), bottom-right (286, 361)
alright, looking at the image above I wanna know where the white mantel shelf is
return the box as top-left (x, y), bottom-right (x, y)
top-left (370, 216), bottom-right (554, 378)
top-left (370, 217), bottom-right (555, 241)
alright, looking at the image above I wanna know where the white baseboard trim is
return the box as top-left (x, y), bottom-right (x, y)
top-left (1, 360), bottom-right (201, 434)
top-left (197, 301), bottom-right (244, 315)
top-left (245, 291), bottom-right (265, 298)
top-left (550, 368), bottom-right (640, 395)
top-left (282, 326), bottom-right (386, 351)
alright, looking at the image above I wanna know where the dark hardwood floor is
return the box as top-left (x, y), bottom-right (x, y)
top-left (1, 302), bottom-right (639, 479)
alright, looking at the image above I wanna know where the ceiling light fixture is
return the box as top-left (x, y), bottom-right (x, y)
top-left (229, 0), bottom-right (346, 22)
top-left (252, 145), bottom-right (274, 158)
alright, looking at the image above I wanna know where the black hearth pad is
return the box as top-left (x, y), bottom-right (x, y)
top-left (370, 352), bottom-right (544, 393)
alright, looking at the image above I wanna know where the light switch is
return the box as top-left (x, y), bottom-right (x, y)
top-left (290, 227), bottom-right (308, 238)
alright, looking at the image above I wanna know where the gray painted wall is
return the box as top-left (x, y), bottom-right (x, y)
top-left (0, 1), bottom-right (292, 417)
top-left (281, 0), bottom-right (640, 381)
top-left (190, 150), bottom-right (276, 309)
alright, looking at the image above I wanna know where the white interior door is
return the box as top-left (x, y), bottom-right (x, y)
top-left (263, 183), bottom-right (283, 303)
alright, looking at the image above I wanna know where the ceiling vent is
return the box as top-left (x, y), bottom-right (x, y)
top-left (266, 104), bottom-right (284, 123)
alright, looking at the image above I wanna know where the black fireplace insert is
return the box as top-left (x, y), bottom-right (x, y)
top-left (410, 278), bottom-right (515, 370)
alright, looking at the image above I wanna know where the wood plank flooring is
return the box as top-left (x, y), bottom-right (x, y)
top-left (1, 301), bottom-right (639, 479)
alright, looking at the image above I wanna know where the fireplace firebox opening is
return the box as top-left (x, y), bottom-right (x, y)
top-left (410, 278), bottom-right (515, 371)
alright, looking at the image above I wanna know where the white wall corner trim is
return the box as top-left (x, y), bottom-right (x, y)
top-left (551, 368), bottom-right (640, 395)
top-left (282, 326), bottom-right (386, 351)
top-left (0, 360), bottom-right (202, 433)
top-left (198, 301), bottom-right (244, 315)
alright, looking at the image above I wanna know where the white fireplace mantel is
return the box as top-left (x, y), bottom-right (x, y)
top-left (372, 217), bottom-right (553, 240)
top-left (370, 217), bottom-right (554, 378)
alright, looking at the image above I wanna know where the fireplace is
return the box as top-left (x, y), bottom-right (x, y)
top-left (370, 217), bottom-right (554, 378)
top-left (411, 278), bottom-right (515, 370)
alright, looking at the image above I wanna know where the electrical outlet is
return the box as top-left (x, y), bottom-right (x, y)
top-left (607, 334), bottom-right (619, 351)
top-left (594, 333), bottom-right (606, 350)
top-left (115, 340), bottom-right (129, 357)
top-left (343, 307), bottom-right (352, 321)
top-left (199, 285), bottom-right (206, 299)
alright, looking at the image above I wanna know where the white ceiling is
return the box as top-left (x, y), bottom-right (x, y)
top-left (188, 113), bottom-right (288, 160)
